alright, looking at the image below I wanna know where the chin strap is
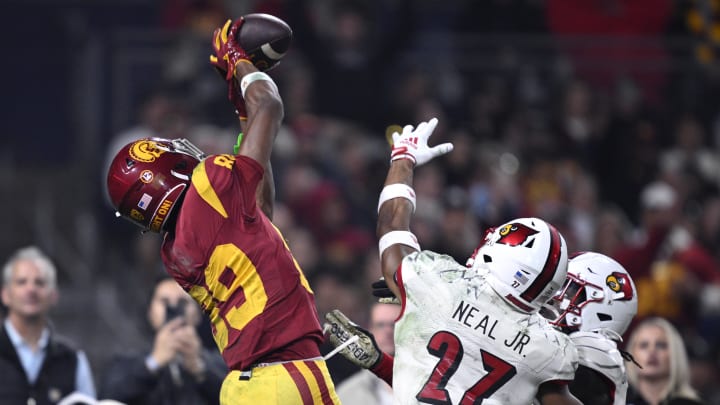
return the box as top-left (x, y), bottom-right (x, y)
top-left (620, 349), bottom-right (642, 369)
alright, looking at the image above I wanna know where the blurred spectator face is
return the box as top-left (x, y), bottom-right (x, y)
top-left (640, 181), bottom-right (680, 229)
top-left (147, 278), bottom-right (201, 330)
top-left (565, 80), bottom-right (591, 118)
top-left (675, 116), bottom-right (704, 151)
top-left (334, 8), bottom-right (367, 46)
top-left (313, 274), bottom-right (364, 323)
top-left (1, 259), bottom-right (57, 320)
top-left (631, 324), bottom-right (671, 380)
top-left (285, 228), bottom-right (319, 276)
top-left (369, 303), bottom-right (401, 356)
top-left (593, 209), bottom-right (627, 256)
top-left (141, 94), bottom-right (191, 138)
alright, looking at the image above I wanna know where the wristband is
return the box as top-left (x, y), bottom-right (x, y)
top-left (240, 71), bottom-right (275, 98)
top-left (378, 231), bottom-right (420, 258)
top-left (377, 184), bottom-right (416, 213)
top-left (390, 146), bottom-right (416, 165)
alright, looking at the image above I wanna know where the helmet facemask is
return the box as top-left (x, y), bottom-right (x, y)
top-left (544, 252), bottom-right (638, 338)
top-left (543, 274), bottom-right (604, 333)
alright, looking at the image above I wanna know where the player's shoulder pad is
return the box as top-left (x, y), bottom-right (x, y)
top-left (540, 328), bottom-right (579, 382)
top-left (403, 250), bottom-right (463, 272)
top-left (569, 330), bottom-right (619, 352)
top-left (570, 331), bottom-right (625, 373)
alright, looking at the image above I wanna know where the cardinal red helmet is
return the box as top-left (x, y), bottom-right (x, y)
top-left (106, 138), bottom-right (206, 233)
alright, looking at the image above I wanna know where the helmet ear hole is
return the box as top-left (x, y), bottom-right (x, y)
top-left (125, 158), bottom-right (135, 168)
top-left (483, 254), bottom-right (492, 263)
top-left (175, 161), bottom-right (187, 170)
top-left (597, 313), bottom-right (612, 322)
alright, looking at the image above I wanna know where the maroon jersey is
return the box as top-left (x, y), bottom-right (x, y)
top-left (161, 154), bottom-right (323, 370)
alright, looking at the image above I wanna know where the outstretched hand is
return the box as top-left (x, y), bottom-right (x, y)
top-left (390, 118), bottom-right (453, 166)
top-left (210, 18), bottom-right (249, 118)
top-left (324, 309), bottom-right (382, 370)
top-left (210, 18), bottom-right (249, 80)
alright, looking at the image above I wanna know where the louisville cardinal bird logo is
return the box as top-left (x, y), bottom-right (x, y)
top-left (606, 272), bottom-right (634, 300)
top-left (496, 223), bottom-right (539, 247)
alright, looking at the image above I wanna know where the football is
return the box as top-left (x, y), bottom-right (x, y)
top-left (237, 13), bottom-right (293, 71)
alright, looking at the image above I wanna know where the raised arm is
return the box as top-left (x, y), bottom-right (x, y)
top-left (210, 19), bottom-right (283, 219)
top-left (376, 118), bottom-right (453, 297)
top-left (233, 61), bottom-right (281, 219)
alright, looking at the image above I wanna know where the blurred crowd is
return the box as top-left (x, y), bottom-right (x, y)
top-left (4, 0), bottom-right (720, 403)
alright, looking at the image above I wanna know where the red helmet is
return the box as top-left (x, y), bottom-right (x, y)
top-left (106, 138), bottom-right (206, 233)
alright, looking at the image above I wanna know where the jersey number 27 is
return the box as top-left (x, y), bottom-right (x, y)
top-left (417, 331), bottom-right (517, 404)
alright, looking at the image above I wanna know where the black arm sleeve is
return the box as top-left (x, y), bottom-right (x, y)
top-left (568, 365), bottom-right (613, 405)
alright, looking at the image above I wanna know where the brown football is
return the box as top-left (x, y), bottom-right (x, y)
top-left (236, 13), bottom-right (293, 71)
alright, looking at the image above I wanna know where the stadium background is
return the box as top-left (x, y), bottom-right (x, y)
top-left (2, 0), bottom-right (720, 401)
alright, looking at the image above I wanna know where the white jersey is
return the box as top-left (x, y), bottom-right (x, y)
top-left (392, 251), bottom-right (578, 405)
top-left (569, 331), bottom-right (628, 405)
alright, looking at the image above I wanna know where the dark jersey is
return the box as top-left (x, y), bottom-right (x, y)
top-left (162, 154), bottom-right (323, 370)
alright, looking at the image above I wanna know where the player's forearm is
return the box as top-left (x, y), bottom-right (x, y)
top-left (232, 60), bottom-right (281, 216)
top-left (232, 61), bottom-right (283, 163)
top-left (376, 160), bottom-right (415, 237)
top-left (234, 61), bottom-right (283, 117)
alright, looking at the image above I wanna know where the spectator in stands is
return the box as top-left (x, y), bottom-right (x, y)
top-left (100, 277), bottom-right (226, 405)
top-left (0, 246), bottom-right (96, 404)
top-left (613, 181), bottom-right (720, 332)
top-left (626, 317), bottom-right (705, 405)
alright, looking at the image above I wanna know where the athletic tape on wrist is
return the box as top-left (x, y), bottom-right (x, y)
top-left (240, 72), bottom-right (275, 98)
top-left (390, 147), bottom-right (416, 165)
top-left (377, 184), bottom-right (416, 213)
top-left (378, 231), bottom-right (420, 258)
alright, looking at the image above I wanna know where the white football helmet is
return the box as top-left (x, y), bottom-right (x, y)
top-left (545, 251), bottom-right (638, 337)
top-left (467, 217), bottom-right (569, 313)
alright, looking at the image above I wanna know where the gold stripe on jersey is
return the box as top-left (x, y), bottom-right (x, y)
top-left (191, 159), bottom-right (229, 218)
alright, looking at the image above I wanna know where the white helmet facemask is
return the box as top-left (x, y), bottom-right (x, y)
top-left (544, 252), bottom-right (638, 338)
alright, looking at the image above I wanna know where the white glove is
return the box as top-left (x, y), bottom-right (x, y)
top-left (390, 118), bottom-right (454, 166)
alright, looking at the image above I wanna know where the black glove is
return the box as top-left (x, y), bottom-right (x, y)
top-left (372, 278), bottom-right (400, 305)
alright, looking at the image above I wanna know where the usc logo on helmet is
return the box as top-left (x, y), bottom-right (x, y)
top-left (497, 223), bottom-right (539, 247)
top-left (129, 140), bottom-right (166, 163)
